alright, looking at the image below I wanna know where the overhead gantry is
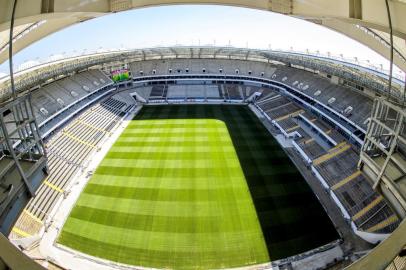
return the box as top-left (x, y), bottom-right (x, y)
top-left (0, 0), bottom-right (406, 71)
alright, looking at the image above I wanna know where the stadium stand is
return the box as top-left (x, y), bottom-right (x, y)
top-left (167, 85), bottom-right (187, 99)
top-left (202, 85), bottom-right (221, 99)
top-left (218, 85), bottom-right (225, 99)
top-left (252, 86), bottom-right (399, 240)
top-left (31, 70), bottom-right (113, 125)
top-left (94, 63), bottom-right (397, 243)
top-left (245, 86), bottom-right (263, 99)
top-left (149, 85), bottom-right (168, 100)
top-left (259, 95), bottom-right (303, 121)
top-left (128, 59), bottom-right (373, 138)
top-left (130, 58), bottom-right (277, 78)
top-left (276, 117), bottom-right (300, 133)
top-left (129, 86), bottom-right (152, 101)
top-left (255, 89), bottom-right (279, 103)
top-left (298, 139), bottom-right (328, 160)
top-left (185, 85), bottom-right (205, 99)
top-left (2, 56), bottom-right (401, 268)
top-left (269, 65), bottom-right (373, 130)
top-left (9, 95), bottom-right (134, 239)
top-left (224, 84), bottom-right (243, 100)
top-left (166, 84), bottom-right (221, 100)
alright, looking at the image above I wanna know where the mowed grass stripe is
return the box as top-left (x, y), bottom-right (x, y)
top-left (89, 174), bottom-right (244, 189)
top-left (100, 158), bottom-right (240, 169)
top-left (59, 118), bottom-right (268, 269)
top-left (68, 206), bottom-right (258, 233)
top-left (109, 145), bottom-right (236, 153)
top-left (62, 218), bottom-right (263, 252)
top-left (95, 165), bottom-right (243, 178)
top-left (129, 119), bottom-right (214, 125)
top-left (83, 183), bottom-right (250, 201)
top-left (133, 105), bottom-right (339, 260)
top-left (94, 163), bottom-right (297, 178)
top-left (83, 181), bottom-right (312, 203)
top-left (123, 127), bottom-right (227, 133)
top-left (75, 193), bottom-right (254, 217)
top-left (120, 130), bottom-right (228, 137)
top-left (105, 150), bottom-right (235, 160)
top-left (115, 136), bottom-right (230, 143)
top-left (60, 231), bottom-right (263, 269)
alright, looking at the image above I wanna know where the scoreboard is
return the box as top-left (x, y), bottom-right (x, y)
top-left (111, 69), bottom-right (130, 82)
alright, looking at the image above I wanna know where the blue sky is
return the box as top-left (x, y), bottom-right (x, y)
top-left (0, 5), bottom-right (401, 76)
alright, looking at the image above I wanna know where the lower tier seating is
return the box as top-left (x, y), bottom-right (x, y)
top-left (9, 97), bottom-right (132, 239)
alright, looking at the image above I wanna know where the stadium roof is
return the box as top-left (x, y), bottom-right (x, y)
top-left (0, 0), bottom-right (406, 72)
top-left (0, 46), bottom-right (404, 104)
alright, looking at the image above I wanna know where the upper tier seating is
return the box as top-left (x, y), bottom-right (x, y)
top-left (270, 66), bottom-right (372, 130)
top-left (32, 70), bottom-right (113, 125)
top-left (130, 59), bottom-right (373, 131)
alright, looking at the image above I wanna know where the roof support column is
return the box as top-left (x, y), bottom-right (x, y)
top-left (385, 0), bottom-right (394, 102)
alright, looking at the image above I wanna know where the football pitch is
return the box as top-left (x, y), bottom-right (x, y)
top-left (58, 104), bottom-right (338, 269)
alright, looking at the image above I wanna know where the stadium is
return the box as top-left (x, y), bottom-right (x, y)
top-left (0, 1), bottom-right (405, 270)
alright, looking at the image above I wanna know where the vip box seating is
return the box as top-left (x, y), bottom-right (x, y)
top-left (223, 84), bottom-right (243, 100)
top-left (149, 85), bottom-right (168, 100)
top-left (142, 84), bottom-right (252, 101)
top-left (165, 85), bottom-right (221, 100)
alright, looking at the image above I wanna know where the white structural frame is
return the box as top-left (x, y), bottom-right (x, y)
top-left (1, 46), bottom-right (404, 104)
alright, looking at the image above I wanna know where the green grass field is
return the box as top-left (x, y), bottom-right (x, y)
top-left (58, 104), bottom-right (338, 269)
